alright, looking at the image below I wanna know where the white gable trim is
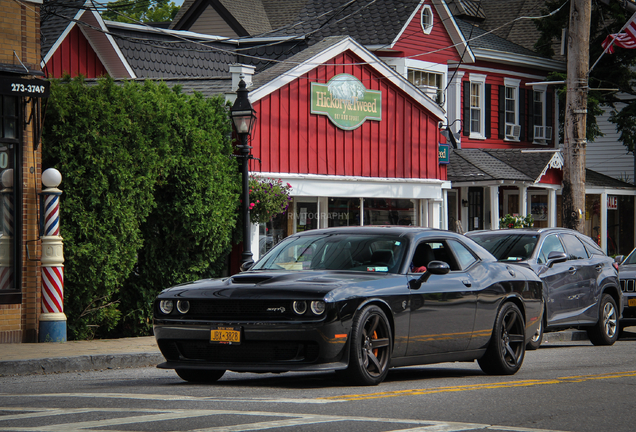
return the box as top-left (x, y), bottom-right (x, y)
top-left (534, 152), bottom-right (563, 184)
top-left (248, 37), bottom-right (446, 121)
top-left (40, 8), bottom-right (84, 67)
top-left (433, 0), bottom-right (474, 63)
top-left (41, 1), bottom-right (136, 78)
top-left (390, 0), bottom-right (425, 48)
top-left (388, 0), bottom-right (474, 64)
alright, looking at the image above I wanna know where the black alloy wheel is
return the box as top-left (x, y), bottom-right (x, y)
top-left (587, 294), bottom-right (619, 346)
top-left (478, 302), bottom-right (526, 375)
top-left (345, 304), bottom-right (392, 386)
top-left (175, 369), bottom-right (226, 383)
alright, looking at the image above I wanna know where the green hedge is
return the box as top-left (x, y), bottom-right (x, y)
top-left (42, 77), bottom-right (240, 339)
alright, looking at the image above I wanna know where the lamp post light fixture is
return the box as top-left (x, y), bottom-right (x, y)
top-left (231, 78), bottom-right (257, 269)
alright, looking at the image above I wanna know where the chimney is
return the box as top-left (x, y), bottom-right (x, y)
top-left (230, 64), bottom-right (256, 91)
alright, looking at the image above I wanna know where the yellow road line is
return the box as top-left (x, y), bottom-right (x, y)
top-left (323, 370), bottom-right (636, 401)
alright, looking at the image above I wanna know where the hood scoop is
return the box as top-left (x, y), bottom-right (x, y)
top-left (230, 274), bottom-right (274, 284)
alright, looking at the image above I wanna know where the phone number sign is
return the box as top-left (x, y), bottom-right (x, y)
top-left (0, 77), bottom-right (50, 98)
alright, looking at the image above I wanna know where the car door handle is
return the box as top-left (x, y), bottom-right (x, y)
top-left (568, 267), bottom-right (577, 275)
top-left (462, 280), bottom-right (471, 287)
top-left (595, 264), bottom-right (603, 272)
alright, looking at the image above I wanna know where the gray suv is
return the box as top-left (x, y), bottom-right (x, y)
top-left (616, 249), bottom-right (636, 329)
top-left (466, 228), bottom-right (623, 349)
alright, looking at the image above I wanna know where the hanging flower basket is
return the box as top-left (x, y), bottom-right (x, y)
top-left (248, 175), bottom-right (292, 224)
top-left (499, 214), bottom-right (534, 229)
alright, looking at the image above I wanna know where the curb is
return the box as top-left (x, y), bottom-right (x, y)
top-left (0, 353), bottom-right (165, 377)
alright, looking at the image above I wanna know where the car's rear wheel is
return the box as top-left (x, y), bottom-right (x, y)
top-left (526, 315), bottom-right (544, 350)
top-left (587, 294), bottom-right (619, 346)
top-left (344, 304), bottom-right (392, 386)
top-left (175, 369), bottom-right (225, 383)
top-left (478, 302), bottom-right (525, 375)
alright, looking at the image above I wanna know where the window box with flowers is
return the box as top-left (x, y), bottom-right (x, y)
top-left (499, 214), bottom-right (534, 229)
top-left (248, 175), bottom-right (292, 224)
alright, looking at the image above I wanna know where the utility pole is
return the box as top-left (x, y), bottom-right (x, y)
top-left (562, 0), bottom-right (591, 232)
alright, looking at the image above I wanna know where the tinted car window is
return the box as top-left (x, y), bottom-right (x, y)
top-left (448, 240), bottom-right (477, 270)
top-left (469, 233), bottom-right (538, 262)
top-left (538, 234), bottom-right (565, 264)
top-left (561, 234), bottom-right (589, 260)
top-left (253, 234), bottom-right (408, 273)
top-left (580, 235), bottom-right (605, 256)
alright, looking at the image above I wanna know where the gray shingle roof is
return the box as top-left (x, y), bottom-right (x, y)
top-left (586, 169), bottom-right (635, 189)
top-left (106, 24), bottom-right (236, 78)
top-left (448, 149), bottom-right (560, 183)
top-left (455, 18), bottom-right (547, 58)
top-left (41, 0), bottom-right (86, 58)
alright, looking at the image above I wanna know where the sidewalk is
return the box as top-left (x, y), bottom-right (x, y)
top-left (0, 336), bottom-right (163, 377)
top-left (2, 328), bottom-right (623, 377)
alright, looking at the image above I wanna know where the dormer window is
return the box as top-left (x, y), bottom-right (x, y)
top-left (421, 5), bottom-right (433, 34)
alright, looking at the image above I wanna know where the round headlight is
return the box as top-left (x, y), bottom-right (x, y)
top-left (176, 300), bottom-right (190, 314)
top-left (310, 300), bottom-right (326, 315)
top-left (159, 300), bottom-right (173, 314)
top-left (292, 300), bottom-right (307, 315)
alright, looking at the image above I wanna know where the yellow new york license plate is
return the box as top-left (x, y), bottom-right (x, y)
top-left (628, 298), bottom-right (636, 307)
top-left (210, 326), bottom-right (241, 344)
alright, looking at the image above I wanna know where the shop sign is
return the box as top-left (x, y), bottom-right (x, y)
top-left (0, 77), bottom-right (50, 98)
top-left (311, 74), bottom-right (381, 130)
top-left (608, 195), bottom-right (618, 210)
top-left (438, 143), bottom-right (450, 164)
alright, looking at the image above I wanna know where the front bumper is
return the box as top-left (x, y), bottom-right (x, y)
top-left (153, 319), bottom-right (350, 372)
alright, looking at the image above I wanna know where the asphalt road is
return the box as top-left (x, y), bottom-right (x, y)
top-left (1, 335), bottom-right (635, 432)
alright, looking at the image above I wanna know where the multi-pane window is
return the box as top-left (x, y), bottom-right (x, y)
top-left (505, 87), bottom-right (516, 125)
top-left (1, 96), bottom-right (18, 140)
top-left (470, 82), bottom-right (481, 135)
top-left (533, 89), bottom-right (551, 142)
top-left (408, 69), bottom-right (443, 103)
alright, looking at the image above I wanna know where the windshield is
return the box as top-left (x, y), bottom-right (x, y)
top-left (252, 233), bottom-right (408, 273)
top-left (624, 250), bottom-right (636, 265)
top-left (469, 233), bottom-right (539, 262)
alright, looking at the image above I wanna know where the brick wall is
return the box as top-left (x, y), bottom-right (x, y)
top-left (0, 0), bottom-right (43, 343)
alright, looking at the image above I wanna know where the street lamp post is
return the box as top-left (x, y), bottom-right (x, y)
top-left (230, 78), bottom-right (257, 269)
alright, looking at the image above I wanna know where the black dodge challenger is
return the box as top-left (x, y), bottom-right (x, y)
top-left (154, 227), bottom-right (543, 385)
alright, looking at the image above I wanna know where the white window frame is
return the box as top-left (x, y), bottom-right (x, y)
top-left (504, 77), bottom-right (520, 141)
top-left (469, 74), bottom-right (486, 140)
top-left (532, 84), bottom-right (550, 144)
top-left (421, 5), bottom-right (433, 34)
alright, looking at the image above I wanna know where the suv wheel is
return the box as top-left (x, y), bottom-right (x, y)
top-left (587, 294), bottom-right (619, 346)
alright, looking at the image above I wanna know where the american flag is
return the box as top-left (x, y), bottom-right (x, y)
top-left (602, 11), bottom-right (636, 54)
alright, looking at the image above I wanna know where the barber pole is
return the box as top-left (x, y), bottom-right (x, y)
top-left (39, 168), bottom-right (66, 343)
top-left (0, 169), bottom-right (13, 291)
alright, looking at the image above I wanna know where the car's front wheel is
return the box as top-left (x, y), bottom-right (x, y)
top-left (587, 294), bottom-right (619, 346)
top-left (478, 302), bottom-right (526, 375)
top-left (175, 369), bottom-right (225, 383)
top-left (344, 304), bottom-right (392, 386)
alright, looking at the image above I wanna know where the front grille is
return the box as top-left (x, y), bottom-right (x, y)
top-left (158, 340), bottom-right (319, 363)
top-left (620, 279), bottom-right (635, 292)
top-left (187, 300), bottom-right (294, 320)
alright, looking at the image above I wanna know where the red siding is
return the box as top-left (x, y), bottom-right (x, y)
top-left (45, 26), bottom-right (107, 78)
top-left (388, 5), bottom-right (462, 63)
top-left (250, 52), bottom-right (444, 181)
top-left (538, 168), bottom-right (562, 185)
top-left (459, 68), bottom-right (556, 150)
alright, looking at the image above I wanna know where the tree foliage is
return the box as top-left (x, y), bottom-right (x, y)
top-left (535, 0), bottom-right (636, 150)
top-left (101, 0), bottom-right (180, 23)
top-left (42, 77), bottom-right (240, 339)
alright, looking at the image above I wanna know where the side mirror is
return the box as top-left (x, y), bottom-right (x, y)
top-left (426, 260), bottom-right (451, 275)
top-left (240, 261), bottom-right (254, 272)
top-left (410, 261), bottom-right (451, 289)
top-left (546, 251), bottom-right (567, 268)
top-left (615, 255), bottom-right (625, 265)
